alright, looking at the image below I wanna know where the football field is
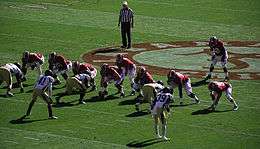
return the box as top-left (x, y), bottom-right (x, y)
top-left (0, 0), bottom-right (260, 148)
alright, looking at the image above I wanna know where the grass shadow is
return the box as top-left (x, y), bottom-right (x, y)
top-left (170, 102), bottom-right (196, 107)
top-left (192, 108), bottom-right (233, 115)
top-left (126, 110), bottom-right (149, 117)
top-left (191, 79), bottom-right (210, 87)
top-left (118, 98), bottom-right (136, 106)
top-left (126, 138), bottom-right (166, 148)
top-left (86, 94), bottom-right (119, 103)
top-left (10, 118), bottom-right (48, 124)
top-left (53, 100), bottom-right (78, 108)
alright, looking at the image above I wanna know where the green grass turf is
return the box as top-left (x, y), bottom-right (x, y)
top-left (0, 0), bottom-right (260, 148)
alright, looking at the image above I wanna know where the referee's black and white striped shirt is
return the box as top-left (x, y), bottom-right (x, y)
top-left (119, 8), bottom-right (134, 23)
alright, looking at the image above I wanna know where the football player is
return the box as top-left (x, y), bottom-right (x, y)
top-left (167, 70), bottom-right (200, 104)
top-left (48, 52), bottom-right (72, 85)
top-left (21, 51), bottom-right (44, 77)
top-left (0, 63), bottom-right (24, 97)
top-left (135, 81), bottom-right (164, 112)
top-left (56, 73), bottom-right (91, 105)
top-left (208, 81), bottom-right (238, 111)
top-left (151, 87), bottom-right (174, 141)
top-left (206, 36), bottom-right (229, 80)
top-left (99, 63), bottom-right (124, 99)
top-left (115, 54), bottom-right (136, 94)
top-left (72, 61), bottom-right (97, 91)
top-left (132, 66), bottom-right (154, 95)
top-left (20, 70), bottom-right (57, 120)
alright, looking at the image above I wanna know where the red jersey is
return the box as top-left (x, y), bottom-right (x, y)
top-left (209, 81), bottom-right (230, 92)
top-left (79, 63), bottom-right (95, 72)
top-left (53, 55), bottom-right (67, 69)
top-left (103, 67), bottom-right (121, 81)
top-left (135, 71), bottom-right (154, 85)
top-left (27, 53), bottom-right (43, 63)
top-left (170, 72), bottom-right (189, 85)
top-left (117, 58), bottom-right (134, 69)
top-left (209, 40), bottom-right (226, 56)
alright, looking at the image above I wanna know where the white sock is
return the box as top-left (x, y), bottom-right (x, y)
top-left (162, 124), bottom-right (167, 137)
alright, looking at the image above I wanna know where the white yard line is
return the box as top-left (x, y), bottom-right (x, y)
top-left (23, 136), bottom-right (40, 141)
top-left (3, 140), bottom-right (19, 144)
top-left (0, 127), bottom-right (127, 148)
top-left (41, 2), bottom-right (68, 7)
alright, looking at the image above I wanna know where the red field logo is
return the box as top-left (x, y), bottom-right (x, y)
top-left (83, 41), bottom-right (260, 80)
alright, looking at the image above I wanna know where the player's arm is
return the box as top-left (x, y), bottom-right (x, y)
top-left (15, 73), bottom-right (24, 92)
top-left (178, 83), bottom-right (183, 98)
top-left (118, 9), bottom-right (122, 26)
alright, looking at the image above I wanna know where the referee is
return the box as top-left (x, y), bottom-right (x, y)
top-left (118, 1), bottom-right (134, 49)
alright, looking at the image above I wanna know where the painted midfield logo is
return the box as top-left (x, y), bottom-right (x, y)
top-left (83, 41), bottom-right (260, 80)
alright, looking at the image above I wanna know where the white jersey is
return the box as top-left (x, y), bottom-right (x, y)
top-left (35, 75), bottom-right (54, 90)
top-left (4, 63), bottom-right (23, 76)
top-left (75, 74), bottom-right (91, 82)
top-left (154, 93), bottom-right (173, 108)
top-left (154, 83), bottom-right (164, 92)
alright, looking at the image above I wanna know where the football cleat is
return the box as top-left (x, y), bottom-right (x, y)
top-left (233, 105), bottom-right (239, 111)
top-left (79, 101), bottom-right (86, 104)
top-left (48, 116), bottom-right (58, 119)
top-left (120, 92), bottom-right (125, 98)
top-left (156, 134), bottom-right (162, 139)
top-left (162, 136), bottom-right (170, 141)
top-left (130, 91), bottom-right (135, 96)
top-left (6, 92), bottom-right (14, 97)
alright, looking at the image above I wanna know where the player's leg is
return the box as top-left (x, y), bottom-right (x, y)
top-left (25, 89), bottom-right (38, 117)
top-left (209, 91), bottom-right (221, 111)
top-left (129, 65), bottom-right (136, 94)
top-left (90, 69), bottom-right (97, 91)
top-left (206, 57), bottom-right (217, 79)
top-left (222, 61), bottom-right (229, 80)
top-left (160, 110), bottom-right (169, 140)
top-left (225, 86), bottom-right (238, 111)
top-left (152, 107), bottom-right (162, 138)
top-left (99, 77), bottom-right (109, 99)
top-left (4, 69), bottom-right (13, 97)
top-left (115, 79), bottom-right (125, 97)
top-left (42, 92), bottom-right (57, 119)
top-left (185, 79), bottom-right (200, 103)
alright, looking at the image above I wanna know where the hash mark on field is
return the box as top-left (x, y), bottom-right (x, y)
top-left (80, 126), bottom-right (96, 130)
top-left (42, 2), bottom-right (68, 7)
top-left (115, 120), bottom-right (131, 123)
top-left (62, 129), bottom-right (75, 133)
top-left (24, 136), bottom-right (40, 141)
top-left (3, 140), bottom-right (19, 144)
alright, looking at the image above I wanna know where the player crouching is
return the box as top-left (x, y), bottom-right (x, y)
top-left (56, 73), bottom-right (91, 105)
top-left (72, 61), bottom-right (97, 91)
top-left (151, 87), bottom-right (174, 141)
top-left (167, 70), bottom-right (199, 105)
top-left (208, 81), bottom-right (238, 111)
top-left (21, 51), bottom-right (44, 78)
top-left (0, 63), bottom-right (24, 97)
top-left (135, 81), bottom-right (164, 112)
top-left (99, 63), bottom-right (124, 99)
top-left (115, 54), bottom-right (136, 95)
top-left (48, 52), bottom-right (72, 85)
top-left (20, 70), bottom-right (57, 120)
